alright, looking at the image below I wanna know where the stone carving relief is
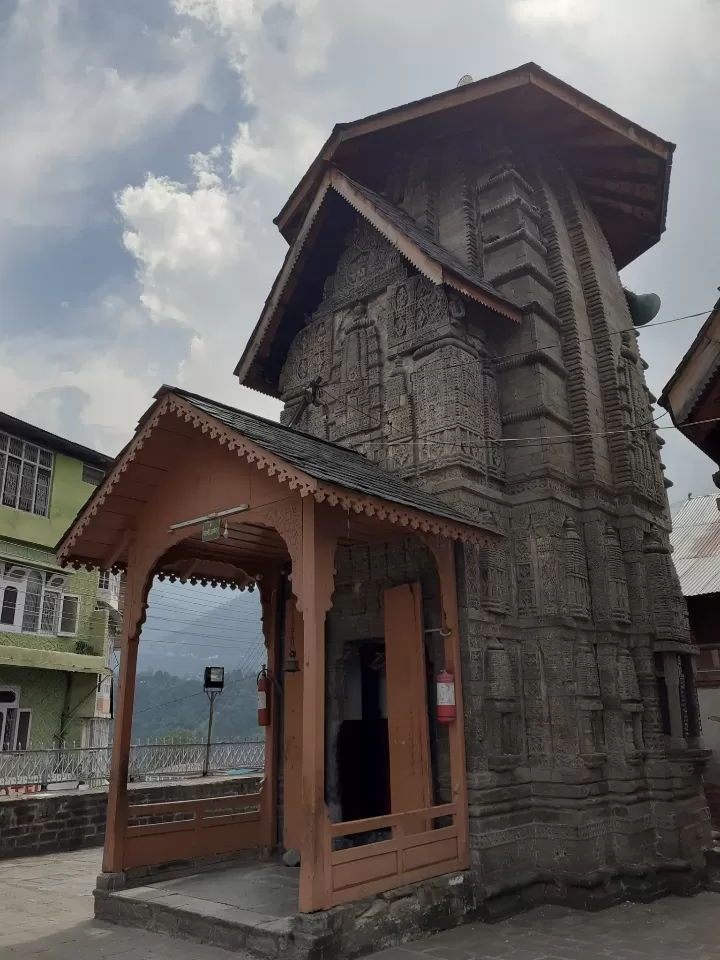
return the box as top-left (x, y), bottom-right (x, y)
top-left (270, 129), bottom-right (707, 885)
top-left (387, 275), bottom-right (455, 354)
top-left (328, 304), bottom-right (382, 449)
top-left (514, 527), bottom-right (537, 618)
top-left (617, 331), bottom-right (664, 503)
top-left (541, 636), bottom-right (581, 765)
top-left (384, 359), bottom-right (416, 473)
top-left (643, 527), bottom-right (691, 643)
top-left (618, 648), bottom-right (644, 760)
top-left (279, 313), bottom-right (333, 399)
top-left (413, 345), bottom-right (485, 469)
top-left (575, 638), bottom-right (605, 761)
top-left (563, 518), bottom-right (591, 619)
top-left (485, 638), bottom-right (522, 767)
top-left (604, 525), bottom-right (630, 623)
top-left (522, 642), bottom-right (551, 764)
top-left (483, 367), bottom-right (505, 480)
top-left (477, 542), bottom-right (509, 614)
top-left (318, 217), bottom-right (407, 313)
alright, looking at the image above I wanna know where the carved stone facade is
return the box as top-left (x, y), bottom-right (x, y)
top-left (275, 127), bottom-right (708, 903)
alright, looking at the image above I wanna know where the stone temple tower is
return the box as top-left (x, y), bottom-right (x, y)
top-left (238, 64), bottom-right (709, 907)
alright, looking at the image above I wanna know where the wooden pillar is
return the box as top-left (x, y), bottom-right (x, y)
top-left (258, 568), bottom-right (282, 846)
top-left (384, 582), bottom-right (431, 832)
top-left (427, 537), bottom-right (470, 867)
top-left (282, 602), bottom-right (304, 851)
top-left (297, 497), bottom-right (336, 913)
top-left (102, 547), bottom-right (148, 874)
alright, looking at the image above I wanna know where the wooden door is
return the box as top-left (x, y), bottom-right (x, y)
top-left (384, 583), bottom-right (431, 832)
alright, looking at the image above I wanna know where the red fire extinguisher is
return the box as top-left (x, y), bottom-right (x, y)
top-left (436, 670), bottom-right (456, 724)
top-left (257, 666), bottom-right (271, 727)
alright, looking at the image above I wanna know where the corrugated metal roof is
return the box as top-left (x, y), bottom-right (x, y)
top-left (669, 494), bottom-right (720, 596)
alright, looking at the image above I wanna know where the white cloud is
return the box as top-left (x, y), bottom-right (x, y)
top-left (115, 150), bottom-right (284, 418)
top-left (0, 4), bottom-right (215, 248)
top-left (0, 332), bottom-right (153, 454)
top-left (2, 0), bottom-right (720, 500)
top-left (511, 0), bottom-right (599, 25)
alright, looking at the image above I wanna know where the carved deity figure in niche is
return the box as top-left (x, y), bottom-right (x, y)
top-left (329, 304), bottom-right (381, 444)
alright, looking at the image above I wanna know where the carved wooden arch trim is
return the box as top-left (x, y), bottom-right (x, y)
top-left (310, 484), bottom-right (497, 546)
top-left (59, 392), bottom-right (498, 569)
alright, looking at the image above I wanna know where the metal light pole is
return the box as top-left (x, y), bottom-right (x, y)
top-left (203, 666), bottom-right (225, 777)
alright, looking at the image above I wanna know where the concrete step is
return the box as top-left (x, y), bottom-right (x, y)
top-left (95, 885), bottom-right (299, 958)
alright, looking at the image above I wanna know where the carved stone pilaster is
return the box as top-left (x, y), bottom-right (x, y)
top-left (563, 518), bottom-right (591, 619)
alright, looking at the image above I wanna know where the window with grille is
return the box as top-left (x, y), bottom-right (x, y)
top-left (0, 586), bottom-right (17, 626)
top-left (98, 570), bottom-right (110, 590)
top-left (0, 433), bottom-right (53, 516)
top-left (59, 595), bottom-right (80, 636)
top-left (0, 688), bottom-right (20, 753)
top-left (15, 710), bottom-right (31, 750)
top-left (82, 464), bottom-right (105, 486)
top-left (6, 568), bottom-right (80, 637)
top-left (21, 572), bottom-right (43, 632)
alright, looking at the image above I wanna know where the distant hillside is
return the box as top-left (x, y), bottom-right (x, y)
top-left (128, 582), bottom-right (267, 741)
top-left (137, 585), bottom-right (265, 678)
top-left (131, 668), bottom-right (261, 742)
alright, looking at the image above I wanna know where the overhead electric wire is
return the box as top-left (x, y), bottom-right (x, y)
top-left (318, 383), bottom-right (673, 450)
top-left (310, 304), bottom-right (714, 444)
top-left (140, 612), bottom-right (265, 631)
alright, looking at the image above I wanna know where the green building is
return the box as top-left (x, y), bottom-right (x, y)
top-left (0, 412), bottom-right (118, 752)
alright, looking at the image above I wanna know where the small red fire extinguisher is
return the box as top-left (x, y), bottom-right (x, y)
top-left (436, 670), bottom-right (456, 724)
top-left (257, 666), bottom-right (271, 727)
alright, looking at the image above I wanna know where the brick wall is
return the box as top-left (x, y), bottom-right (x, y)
top-left (0, 774), bottom-right (261, 860)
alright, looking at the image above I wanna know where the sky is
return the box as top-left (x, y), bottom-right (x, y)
top-left (0, 0), bottom-right (719, 498)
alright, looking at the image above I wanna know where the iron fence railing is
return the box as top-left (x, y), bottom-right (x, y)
top-left (0, 739), bottom-right (265, 790)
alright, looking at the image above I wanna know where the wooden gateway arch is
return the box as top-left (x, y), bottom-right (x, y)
top-left (57, 386), bottom-right (499, 913)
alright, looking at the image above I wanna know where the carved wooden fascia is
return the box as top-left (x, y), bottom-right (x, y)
top-left (58, 394), bottom-right (174, 563)
top-left (236, 174), bottom-right (333, 379)
top-left (59, 391), bottom-right (498, 573)
top-left (330, 169), bottom-right (521, 323)
top-left (311, 482), bottom-right (499, 547)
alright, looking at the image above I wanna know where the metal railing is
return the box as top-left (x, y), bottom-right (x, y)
top-left (0, 739), bottom-right (265, 790)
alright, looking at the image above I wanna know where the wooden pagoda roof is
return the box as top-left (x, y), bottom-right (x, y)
top-left (276, 62), bottom-right (674, 271)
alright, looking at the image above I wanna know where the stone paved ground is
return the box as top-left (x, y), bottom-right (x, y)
top-left (1, 849), bottom-right (719, 959)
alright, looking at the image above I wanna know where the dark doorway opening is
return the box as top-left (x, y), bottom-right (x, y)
top-left (337, 641), bottom-right (390, 823)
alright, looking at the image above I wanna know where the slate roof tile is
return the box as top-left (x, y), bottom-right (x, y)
top-left (171, 387), bottom-right (485, 532)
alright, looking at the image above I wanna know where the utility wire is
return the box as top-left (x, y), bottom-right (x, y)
top-left (133, 669), bottom-right (259, 716)
top-left (138, 636), bottom-right (264, 649)
top-left (140, 612), bottom-right (265, 631)
top-left (309, 305), bottom-right (714, 440)
top-left (139, 626), bottom-right (263, 642)
top-left (318, 383), bottom-right (673, 449)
